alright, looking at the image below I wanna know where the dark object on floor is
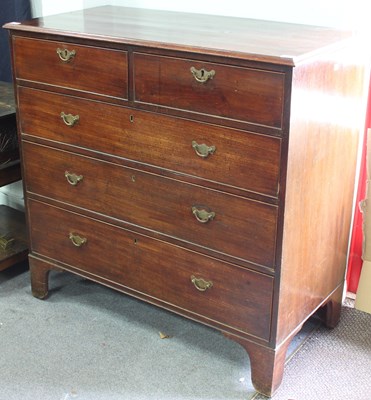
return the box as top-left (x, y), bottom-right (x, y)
top-left (0, 81), bottom-right (28, 270)
top-left (0, 205), bottom-right (28, 271)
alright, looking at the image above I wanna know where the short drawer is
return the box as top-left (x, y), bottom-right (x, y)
top-left (18, 86), bottom-right (281, 198)
top-left (133, 53), bottom-right (285, 129)
top-left (13, 37), bottom-right (128, 99)
top-left (28, 199), bottom-right (273, 340)
top-left (23, 142), bottom-right (278, 268)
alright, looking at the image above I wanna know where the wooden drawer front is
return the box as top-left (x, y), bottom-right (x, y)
top-left (18, 87), bottom-right (281, 197)
top-left (133, 53), bottom-right (285, 129)
top-left (28, 199), bottom-right (273, 340)
top-left (23, 142), bottom-right (278, 267)
top-left (13, 37), bottom-right (128, 99)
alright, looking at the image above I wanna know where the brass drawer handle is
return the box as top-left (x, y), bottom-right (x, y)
top-left (191, 275), bottom-right (213, 292)
top-left (69, 232), bottom-right (87, 247)
top-left (190, 66), bottom-right (215, 83)
top-left (192, 141), bottom-right (216, 158)
top-left (192, 206), bottom-right (215, 223)
top-left (65, 171), bottom-right (83, 186)
top-left (60, 112), bottom-right (79, 127)
top-left (56, 47), bottom-right (76, 63)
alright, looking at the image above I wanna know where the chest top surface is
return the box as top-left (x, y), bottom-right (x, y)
top-left (4, 5), bottom-right (353, 65)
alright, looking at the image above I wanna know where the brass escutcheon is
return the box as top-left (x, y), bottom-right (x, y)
top-left (69, 232), bottom-right (87, 247)
top-left (56, 47), bottom-right (76, 63)
top-left (192, 141), bottom-right (216, 158)
top-left (192, 206), bottom-right (215, 223)
top-left (65, 171), bottom-right (83, 186)
top-left (190, 66), bottom-right (215, 83)
top-left (191, 275), bottom-right (213, 292)
top-left (60, 112), bottom-right (79, 127)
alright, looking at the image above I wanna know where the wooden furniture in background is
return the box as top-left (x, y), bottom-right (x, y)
top-left (0, 81), bottom-right (28, 271)
top-left (4, 8), bottom-right (368, 396)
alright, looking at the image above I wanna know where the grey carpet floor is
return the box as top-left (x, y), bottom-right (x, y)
top-left (1, 263), bottom-right (370, 400)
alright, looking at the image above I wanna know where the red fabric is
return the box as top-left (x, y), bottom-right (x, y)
top-left (347, 78), bottom-right (371, 293)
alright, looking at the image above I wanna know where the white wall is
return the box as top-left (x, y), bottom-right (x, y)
top-left (31, 0), bottom-right (369, 30)
top-left (32, 0), bottom-right (83, 17)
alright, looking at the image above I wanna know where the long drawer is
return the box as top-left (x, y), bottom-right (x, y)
top-left (23, 141), bottom-right (278, 268)
top-left (18, 86), bottom-right (281, 198)
top-left (28, 199), bottom-right (274, 340)
top-left (133, 52), bottom-right (285, 129)
top-left (13, 37), bottom-right (128, 99)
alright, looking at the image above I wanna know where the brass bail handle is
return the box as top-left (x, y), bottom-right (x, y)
top-left (192, 141), bottom-right (216, 158)
top-left (60, 112), bottom-right (79, 127)
top-left (190, 66), bottom-right (215, 83)
top-left (191, 275), bottom-right (213, 292)
top-left (69, 232), bottom-right (87, 247)
top-left (192, 206), bottom-right (215, 223)
top-left (56, 47), bottom-right (76, 63)
top-left (65, 171), bottom-right (83, 186)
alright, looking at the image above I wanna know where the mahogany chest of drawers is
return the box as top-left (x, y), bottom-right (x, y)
top-left (5, 7), bottom-right (368, 396)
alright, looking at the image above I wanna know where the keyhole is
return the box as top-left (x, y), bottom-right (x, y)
top-left (129, 115), bottom-right (134, 123)
top-left (131, 175), bottom-right (136, 182)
